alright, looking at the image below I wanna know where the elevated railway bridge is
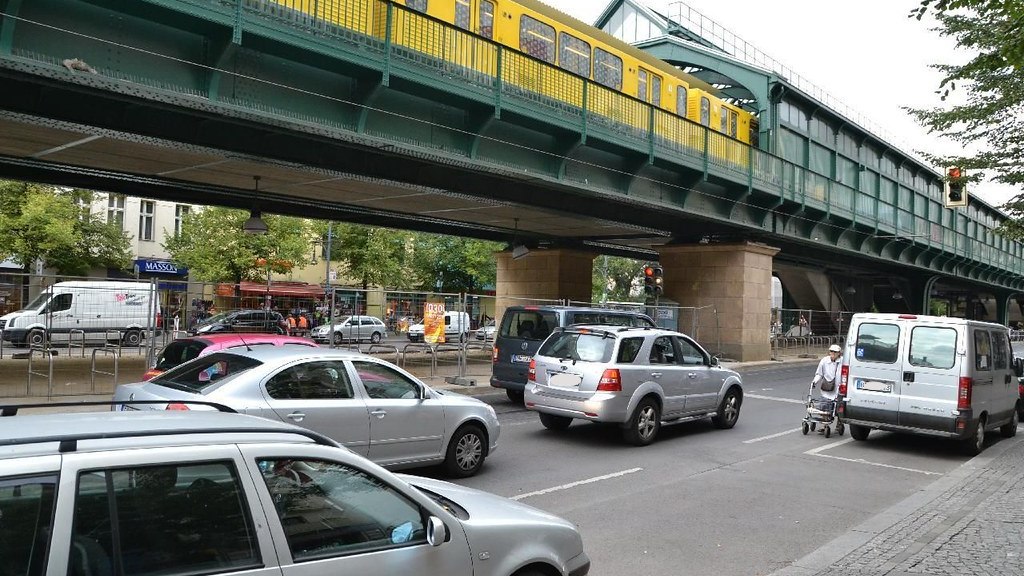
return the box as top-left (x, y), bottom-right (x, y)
top-left (0, 0), bottom-right (1021, 359)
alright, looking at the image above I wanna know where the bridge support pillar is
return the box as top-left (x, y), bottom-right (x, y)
top-left (658, 242), bottom-right (780, 362)
top-left (494, 248), bottom-right (595, 320)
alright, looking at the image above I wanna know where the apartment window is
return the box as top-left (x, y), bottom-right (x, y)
top-left (107, 194), bottom-right (125, 230)
top-left (139, 200), bottom-right (155, 241)
top-left (174, 205), bottom-right (190, 236)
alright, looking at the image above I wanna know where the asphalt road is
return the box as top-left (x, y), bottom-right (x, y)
top-left (438, 362), bottom-right (993, 576)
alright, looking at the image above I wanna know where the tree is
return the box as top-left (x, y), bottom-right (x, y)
top-left (409, 233), bottom-right (503, 293)
top-left (908, 1), bottom-right (1024, 236)
top-left (320, 222), bottom-right (410, 290)
top-left (0, 181), bottom-right (132, 275)
top-left (163, 207), bottom-right (311, 284)
top-left (592, 256), bottom-right (647, 303)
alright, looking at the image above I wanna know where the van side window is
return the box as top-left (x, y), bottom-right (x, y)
top-left (990, 330), bottom-right (1009, 370)
top-left (46, 293), bottom-right (73, 313)
top-left (854, 323), bottom-right (899, 363)
top-left (974, 330), bottom-right (992, 371)
top-left (908, 327), bottom-right (956, 369)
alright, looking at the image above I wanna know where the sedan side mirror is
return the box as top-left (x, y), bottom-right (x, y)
top-left (426, 516), bottom-right (448, 546)
top-left (710, 356), bottom-right (720, 367)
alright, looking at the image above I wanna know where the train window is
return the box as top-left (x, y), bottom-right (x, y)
top-left (455, 0), bottom-right (470, 29)
top-left (730, 110), bottom-right (737, 137)
top-left (593, 48), bottom-right (622, 90)
top-left (479, 0), bottom-right (494, 39)
top-left (651, 74), bottom-right (662, 107)
top-left (676, 86), bottom-right (687, 116)
top-left (406, 0), bottom-right (427, 13)
top-left (559, 32), bottom-right (591, 77)
top-left (520, 15), bottom-right (556, 63)
top-left (637, 69), bottom-right (648, 102)
top-left (720, 108), bottom-right (728, 132)
top-left (700, 97), bottom-right (710, 126)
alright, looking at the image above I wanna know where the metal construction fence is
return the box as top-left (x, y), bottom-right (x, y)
top-left (770, 308), bottom-right (855, 360)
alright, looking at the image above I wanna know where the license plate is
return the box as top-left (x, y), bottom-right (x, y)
top-left (512, 354), bottom-right (532, 363)
top-left (856, 379), bottom-right (893, 393)
top-left (548, 372), bottom-right (582, 388)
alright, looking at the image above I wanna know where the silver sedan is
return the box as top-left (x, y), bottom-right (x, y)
top-left (113, 346), bottom-right (499, 477)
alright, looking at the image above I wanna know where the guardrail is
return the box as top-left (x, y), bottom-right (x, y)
top-left (26, 347), bottom-right (54, 397)
top-left (90, 348), bottom-right (120, 391)
top-left (367, 343), bottom-right (400, 365)
top-left (67, 329), bottom-right (87, 358)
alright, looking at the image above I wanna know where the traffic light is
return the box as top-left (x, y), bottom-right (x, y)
top-left (643, 264), bottom-right (664, 297)
top-left (944, 166), bottom-right (968, 208)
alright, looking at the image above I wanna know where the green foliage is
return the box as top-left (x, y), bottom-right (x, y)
top-left (163, 207), bottom-right (311, 283)
top-left (0, 181), bottom-right (132, 275)
top-left (315, 222), bottom-right (410, 290)
top-left (592, 256), bottom-right (647, 302)
top-left (908, 1), bottom-right (1024, 236)
top-left (409, 233), bottom-right (502, 293)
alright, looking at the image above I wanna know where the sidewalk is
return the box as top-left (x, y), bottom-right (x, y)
top-left (771, 432), bottom-right (1024, 576)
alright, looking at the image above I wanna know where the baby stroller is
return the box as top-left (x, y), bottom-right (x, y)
top-left (801, 382), bottom-right (844, 438)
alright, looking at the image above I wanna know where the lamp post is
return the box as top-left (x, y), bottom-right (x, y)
top-left (256, 257), bottom-right (271, 310)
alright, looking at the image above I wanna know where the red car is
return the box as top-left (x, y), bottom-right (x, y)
top-left (143, 333), bottom-right (318, 380)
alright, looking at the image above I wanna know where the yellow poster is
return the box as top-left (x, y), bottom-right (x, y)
top-left (424, 302), bottom-right (445, 344)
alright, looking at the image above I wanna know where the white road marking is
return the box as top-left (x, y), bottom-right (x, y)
top-left (745, 393), bottom-right (806, 405)
top-left (509, 467), bottom-right (643, 501)
top-left (744, 428), bottom-right (804, 443)
top-left (804, 438), bottom-right (941, 475)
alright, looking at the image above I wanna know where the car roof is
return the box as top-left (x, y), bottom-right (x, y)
top-left (561, 324), bottom-right (673, 337)
top-left (213, 344), bottom-right (373, 362)
top-left (183, 333), bottom-right (316, 346)
top-left (504, 305), bottom-right (652, 316)
top-left (0, 410), bottom-right (329, 458)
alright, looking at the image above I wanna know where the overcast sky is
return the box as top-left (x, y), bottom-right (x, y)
top-left (538, 0), bottom-right (1015, 208)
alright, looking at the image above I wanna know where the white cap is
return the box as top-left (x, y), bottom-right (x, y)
top-left (829, 344), bottom-right (842, 353)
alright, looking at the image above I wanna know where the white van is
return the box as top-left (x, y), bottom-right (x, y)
top-left (0, 281), bottom-right (158, 347)
top-left (840, 313), bottom-right (1020, 455)
top-left (407, 310), bottom-right (471, 343)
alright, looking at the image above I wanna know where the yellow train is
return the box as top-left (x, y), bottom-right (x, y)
top-left (266, 0), bottom-right (758, 169)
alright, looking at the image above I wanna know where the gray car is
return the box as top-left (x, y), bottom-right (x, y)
top-left (525, 325), bottom-right (743, 445)
top-left (310, 314), bottom-right (388, 344)
top-left (113, 346), bottom-right (499, 477)
top-left (0, 409), bottom-right (589, 576)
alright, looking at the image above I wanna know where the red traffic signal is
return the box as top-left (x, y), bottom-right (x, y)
top-left (643, 264), bottom-right (664, 296)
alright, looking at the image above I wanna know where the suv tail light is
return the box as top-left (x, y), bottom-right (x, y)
top-left (957, 377), bottom-right (972, 410)
top-left (839, 364), bottom-right (849, 396)
top-left (165, 403), bottom-right (190, 411)
top-left (597, 369), bottom-right (621, 392)
top-left (528, 358), bottom-right (536, 382)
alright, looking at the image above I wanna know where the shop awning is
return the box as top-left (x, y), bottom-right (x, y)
top-left (231, 281), bottom-right (325, 298)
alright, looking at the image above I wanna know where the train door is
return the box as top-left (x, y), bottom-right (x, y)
top-left (637, 67), bottom-right (662, 107)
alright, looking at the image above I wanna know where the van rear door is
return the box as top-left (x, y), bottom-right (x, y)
top-left (846, 320), bottom-right (903, 426)
top-left (898, 324), bottom-right (960, 432)
top-left (493, 309), bottom-right (559, 386)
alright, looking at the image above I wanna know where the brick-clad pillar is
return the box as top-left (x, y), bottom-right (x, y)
top-left (494, 249), bottom-right (595, 323)
top-left (658, 242), bottom-right (780, 361)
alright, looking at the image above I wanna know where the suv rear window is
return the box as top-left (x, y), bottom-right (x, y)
top-left (854, 323), bottom-right (899, 363)
top-left (499, 310), bottom-right (558, 341)
top-left (568, 312), bottom-right (653, 327)
top-left (538, 331), bottom-right (614, 362)
top-left (154, 340), bottom-right (209, 370)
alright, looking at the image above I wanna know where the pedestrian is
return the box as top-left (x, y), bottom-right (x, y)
top-left (286, 313), bottom-right (297, 335)
top-left (811, 344), bottom-right (842, 434)
top-left (297, 313), bottom-right (309, 335)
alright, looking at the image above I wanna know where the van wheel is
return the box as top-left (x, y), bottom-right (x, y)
top-left (444, 424), bottom-right (486, 478)
top-left (539, 413), bottom-right (572, 431)
top-left (623, 397), bottom-right (660, 446)
top-left (849, 424), bottom-right (870, 441)
top-left (1000, 409), bottom-right (1018, 438)
top-left (506, 389), bottom-right (524, 404)
top-left (122, 329), bottom-right (142, 347)
top-left (27, 329), bottom-right (46, 348)
top-left (711, 387), bottom-right (741, 429)
top-left (370, 332), bottom-right (382, 344)
top-left (963, 418), bottom-right (985, 456)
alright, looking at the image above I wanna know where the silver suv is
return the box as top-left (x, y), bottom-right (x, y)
top-left (525, 326), bottom-right (743, 445)
top-left (0, 405), bottom-right (590, 576)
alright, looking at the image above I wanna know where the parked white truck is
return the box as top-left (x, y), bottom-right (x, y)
top-left (0, 281), bottom-right (158, 347)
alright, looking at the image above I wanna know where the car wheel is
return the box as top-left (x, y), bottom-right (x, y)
top-left (370, 331), bottom-right (382, 344)
top-left (506, 389), bottom-right (524, 404)
top-left (539, 412), bottom-right (572, 431)
top-left (444, 424), bottom-right (486, 478)
top-left (122, 329), bottom-right (142, 347)
top-left (849, 424), bottom-right (870, 441)
top-left (27, 329), bottom-right (46, 348)
top-left (1000, 408), bottom-right (1019, 438)
top-left (963, 418), bottom-right (985, 456)
top-left (333, 333), bottom-right (344, 345)
top-left (623, 397), bottom-right (660, 446)
top-left (711, 387), bottom-right (741, 429)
